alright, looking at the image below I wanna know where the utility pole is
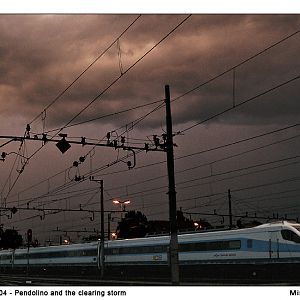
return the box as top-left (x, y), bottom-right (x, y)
top-left (100, 179), bottom-right (104, 279)
top-left (107, 213), bottom-right (111, 240)
top-left (90, 177), bottom-right (104, 279)
top-left (26, 228), bottom-right (32, 277)
top-left (228, 189), bottom-right (233, 228)
top-left (165, 85), bottom-right (180, 285)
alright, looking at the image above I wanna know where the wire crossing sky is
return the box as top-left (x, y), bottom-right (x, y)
top-left (0, 15), bottom-right (299, 243)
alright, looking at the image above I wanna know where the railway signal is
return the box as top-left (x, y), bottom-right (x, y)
top-left (27, 229), bottom-right (32, 244)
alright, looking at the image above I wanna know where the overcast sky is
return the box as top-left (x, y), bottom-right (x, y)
top-left (0, 15), bottom-right (299, 243)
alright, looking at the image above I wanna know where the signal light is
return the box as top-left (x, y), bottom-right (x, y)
top-left (27, 229), bottom-right (32, 244)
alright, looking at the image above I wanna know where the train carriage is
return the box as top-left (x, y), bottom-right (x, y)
top-left (1, 221), bottom-right (300, 283)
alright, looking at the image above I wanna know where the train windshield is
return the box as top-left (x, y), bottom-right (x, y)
top-left (281, 230), bottom-right (300, 243)
top-left (292, 225), bottom-right (300, 233)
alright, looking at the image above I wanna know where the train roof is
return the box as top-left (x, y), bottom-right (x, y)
top-left (255, 220), bottom-right (300, 229)
top-left (105, 221), bottom-right (300, 246)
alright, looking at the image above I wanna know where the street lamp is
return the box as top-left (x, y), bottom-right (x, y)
top-left (112, 199), bottom-right (130, 211)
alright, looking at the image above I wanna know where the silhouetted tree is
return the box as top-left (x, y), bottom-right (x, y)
top-left (177, 210), bottom-right (212, 231)
top-left (82, 234), bottom-right (101, 242)
top-left (115, 210), bottom-right (212, 239)
top-left (116, 211), bottom-right (148, 239)
top-left (0, 228), bottom-right (23, 249)
top-left (237, 219), bottom-right (262, 228)
top-left (32, 239), bottom-right (39, 247)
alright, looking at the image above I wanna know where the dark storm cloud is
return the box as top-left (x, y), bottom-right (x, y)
top-left (0, 15), bottom-right (299, 130)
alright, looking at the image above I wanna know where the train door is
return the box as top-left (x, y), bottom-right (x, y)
top-left (269, 231), bottom-right (279, 259)
top-left (11, 250), bottom-right (15, 269)
top-left (97, 241), bottom-right (106, 274)
top-left (97, 241), bottom-right (101, 270)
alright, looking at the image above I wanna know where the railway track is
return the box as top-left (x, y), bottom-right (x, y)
top-left (0, 274), bottom-right (170, 286)
top-left (0, 274), bottom-right (298, 286)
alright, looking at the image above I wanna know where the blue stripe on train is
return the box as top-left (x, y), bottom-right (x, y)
top-left (179, 238), bottom-right (300, 252)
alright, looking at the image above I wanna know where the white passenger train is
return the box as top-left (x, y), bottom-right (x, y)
top-left (1, 221), bottom-right (300, 283)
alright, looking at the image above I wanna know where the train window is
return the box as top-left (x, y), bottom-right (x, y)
top-left (281, 230), bottom-right (300, 243)
top-left (112, 248), bottom-right (120, 255)
top-left (31, 250), bottom-right (75, 259)
top-left (84, 249), bottom-right (97, 256)
top-left (0, 249), bottom-right (97, 262)
top-left (208, 241), bottom-right (221, 250)
top-left (30, 252), bottom-right (51, 259)
top-left (15, 254), bottom-right (27, 259)
top-left (247, 239), bottom-right (253, 249)
top-left (106, 245), bottom-right (167, 255)
top-left (180, 242), bottom-right (207, 252)
top-left (1, 255), bottom-right (11, 260)
top-left (123, 247), bottom-right (138, 254)
top-left (179, 240), bottom-right (241, 252)
top-left (228, 240), bottom-right (241, 249)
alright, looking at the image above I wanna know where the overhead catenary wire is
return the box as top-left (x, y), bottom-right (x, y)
top-left (3, 20), bottom-right (298, 237)
top-left (4, 20), bottom-right (296, 204)
top-left (12, 187), bottom-right (100, 208)
top-left (5, 127), bottom-right (300, 236)
top-left (2, 15), bottom-right (192, 204)
top-left (176, 74), bottom-right (300, 135)
top-left (35, 29), bottom-right (300, 133)
top-left (28, 15), bottom-right (142, 126)
top-left (83, 160), bottom-right (300, 211)
top-left (99, 158), bottom-right (300, 202)
top-left (41, 98), bottom-right (164, 135)
top-left (2, 15), bottom-right (142, 205)
top-left (102, 154), bottom-right (300, 193)
top-left (175, 159), bottom-right (300, 192)
top-left (171, 30), bottom-right (300, 105)
top-left (7, 122), bottom-right (299, 208)
top-left (122, 176), bottom-right (300, 220)
top-left (9, 168), bottom-right (300, 233)
top-left (55, 151), bottom-right (298, 209)
top-left (231, 187), bottom-right (300, 205)
top-left (82, 28), bottom-right (300, 144)
top-left (88, 124), bottom-right (300, 179)
top-left (231, 195), bottom-right (300, 217)
top-left (36, 29), bottom-right (300, 168)
top-left (54, 15), bottom-right (192, 135)
top-left (6, 148), bottom-right (144, 208)
top-left (178, 176), bottom-right (300, 204)
top-left (32, 26), bottom-right (298, 143)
